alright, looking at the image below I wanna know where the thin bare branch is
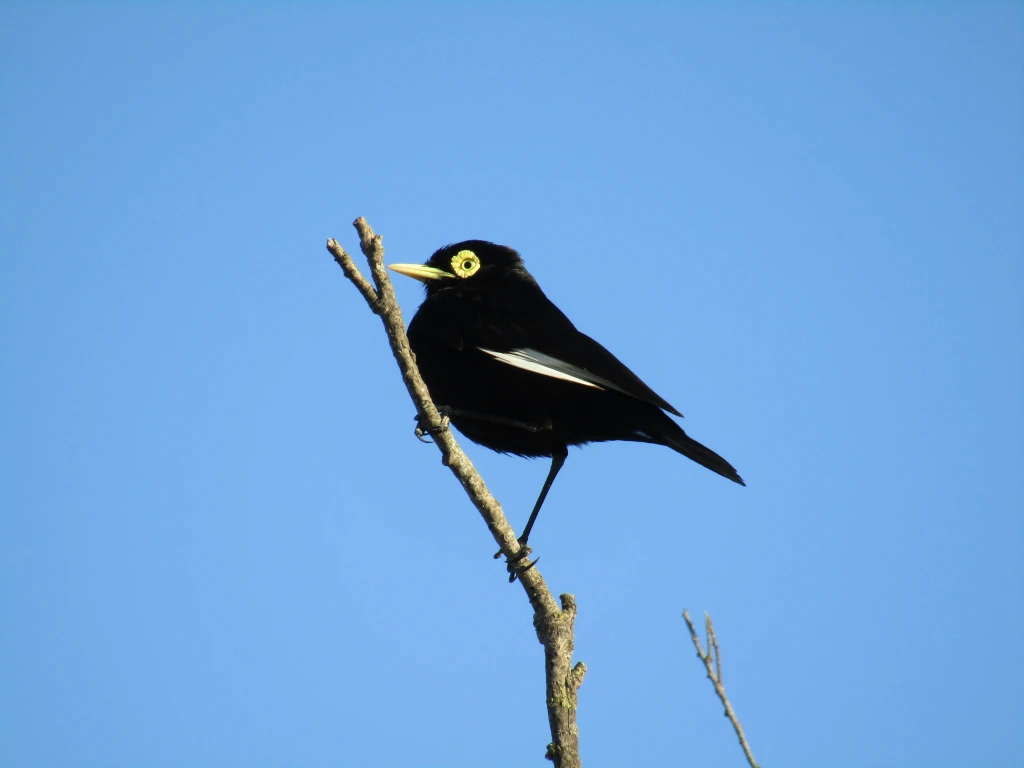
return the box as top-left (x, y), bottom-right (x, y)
top-left (706, 612), bottom-right (722, 685)
top-left (683, 610), bottom-right (760, 768)
top-left (327, 219), bottom-right (584, 767)
top-left (327, 236), bottom-right (378, 308)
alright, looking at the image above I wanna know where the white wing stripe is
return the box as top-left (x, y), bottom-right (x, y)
top-left (477, 347), bottom-right (607, 390)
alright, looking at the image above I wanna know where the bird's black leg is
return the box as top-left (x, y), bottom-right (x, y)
top-left (519, 444), bottom-right (568, 547)
top-left (497, 444), bottom-right (568, 582)
top-left (412, 405), bottom-right (562, 583)
top-left (415, 406), bottom-right (549, 442)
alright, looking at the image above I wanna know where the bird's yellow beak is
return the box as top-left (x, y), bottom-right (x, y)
top-left (387, 263), bottom-right (455, 283)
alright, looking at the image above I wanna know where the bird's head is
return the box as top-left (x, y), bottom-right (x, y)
top-left (388, 240), bottom-right (531, 296)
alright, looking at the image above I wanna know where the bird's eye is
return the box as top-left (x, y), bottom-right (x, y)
top-left (451, 250), bottom-right (481, 278)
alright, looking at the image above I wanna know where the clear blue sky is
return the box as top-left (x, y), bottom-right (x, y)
top-left (2, 4), bottom-right (1021, 767)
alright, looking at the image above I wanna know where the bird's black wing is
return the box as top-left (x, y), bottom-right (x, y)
top-left (427, 282), bottom-right (684, 417)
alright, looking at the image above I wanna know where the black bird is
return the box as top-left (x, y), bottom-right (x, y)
top-left (389, 241), bottom-right (743, 572)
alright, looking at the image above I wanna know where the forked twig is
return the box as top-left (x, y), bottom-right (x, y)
top-left (683, 610), bottom-right (760, 768)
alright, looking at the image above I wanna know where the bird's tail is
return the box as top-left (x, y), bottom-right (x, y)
top-left (661, 424), bottom-right (745, 486)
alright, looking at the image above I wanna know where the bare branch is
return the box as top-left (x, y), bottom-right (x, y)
top-left (327, 219), bottom-right (584, 767)
top-left (683, 610), bottom-right (760, 768)
top-left (706, 612), bottom-right (722, 685)
top-left (327, 237), bottom-right (378, 309)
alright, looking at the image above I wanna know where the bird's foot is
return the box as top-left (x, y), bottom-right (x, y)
top-left (507, 556), bottom-right (538, 583)
top-left (494, 539), bottom-right (537, 583)
top-left (414, 408), bottom-right (450, 443)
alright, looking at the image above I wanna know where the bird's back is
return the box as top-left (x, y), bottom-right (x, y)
top-left (408, 279), bottom-right (690, 456)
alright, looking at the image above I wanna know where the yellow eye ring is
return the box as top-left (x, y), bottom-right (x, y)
top-left (451, 250), bottom-right (480, 278)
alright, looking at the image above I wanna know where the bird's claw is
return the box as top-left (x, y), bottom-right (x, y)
top-left (493, 542), bottom-right (530, 560)
top-left (494, 540), bottom-right (535, 583)
top-left (413, 411), bottom-right (450, 443)
top-left (507, 556), bottom-right (538, 583)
